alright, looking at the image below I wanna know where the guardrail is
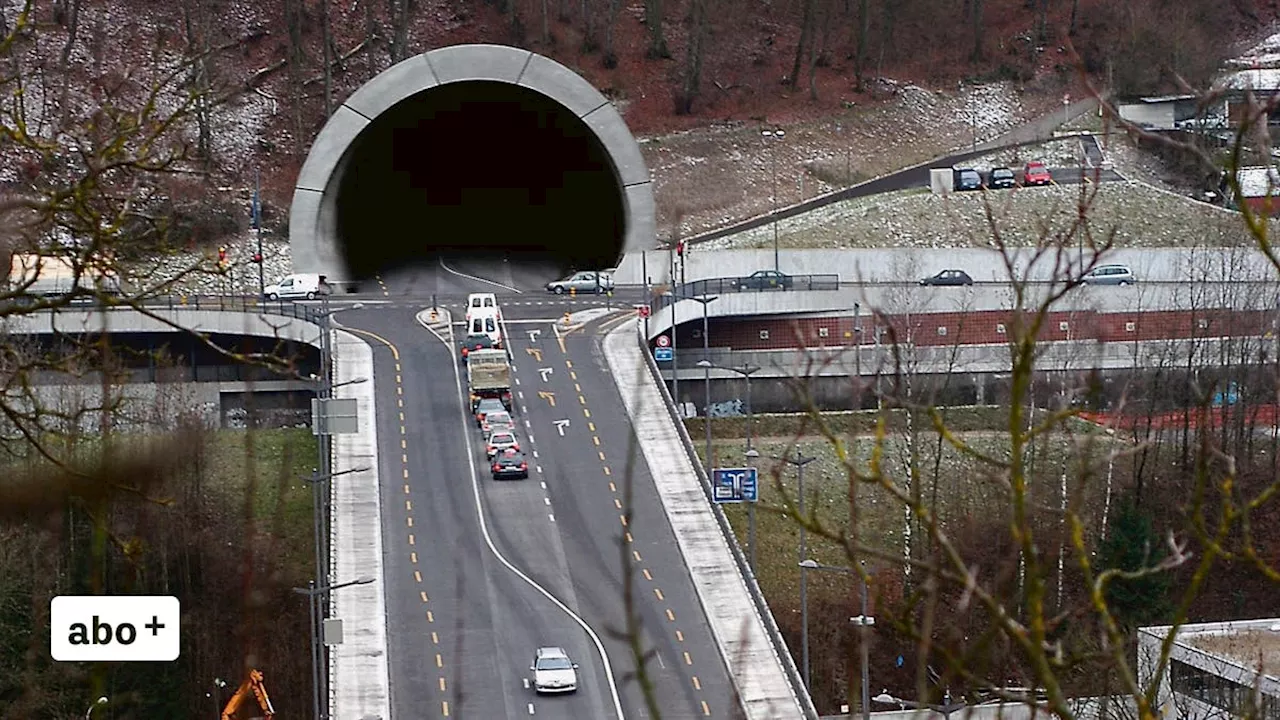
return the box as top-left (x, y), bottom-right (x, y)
top-left (634, 321), bottom-right (820, 720)
top-left (653, 274), bottom-right (841, 312)
top-left (24, 294), bottom-right (327, 325)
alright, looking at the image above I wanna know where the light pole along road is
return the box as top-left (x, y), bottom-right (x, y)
top-left (342, 302), bottom-right (736, 719)
top-left (799, 559), bottom-right (875, 720)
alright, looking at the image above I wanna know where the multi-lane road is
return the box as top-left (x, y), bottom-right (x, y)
top-left (339, 256), bottom-right (735, 718)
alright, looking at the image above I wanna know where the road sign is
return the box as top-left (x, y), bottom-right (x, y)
top-left (654, 347), bottom-right (673, 362)
top-left (636, 304), bottom-right (651, 318)
top-left (712, 467), bottom-right (758, 503)
top-left (655, 335), bottom-right (671, 348)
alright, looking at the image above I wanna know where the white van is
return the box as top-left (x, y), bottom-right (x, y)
top-left (466, 293), bottom-right (501, 324)
top-left (468, 312), bottom-right (503, 348)
top-left (264, 273), bottom-right (329, 300)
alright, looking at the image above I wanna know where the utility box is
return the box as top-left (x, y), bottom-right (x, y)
top-left (322, 618), bottom-right (344, 646)
top-left (930, 168), bottom-right (955, 195)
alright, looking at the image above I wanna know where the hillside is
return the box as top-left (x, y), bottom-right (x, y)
top-left (7, 0), bottom-right (1279, 259)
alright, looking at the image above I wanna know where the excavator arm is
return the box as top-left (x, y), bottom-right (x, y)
top-left (221, 669), bottom-right (276, 720)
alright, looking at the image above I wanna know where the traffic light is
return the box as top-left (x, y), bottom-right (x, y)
top-left (217, 246), bottom-right (227, 263)
top-left (676, 240), bottom-right (686, 257)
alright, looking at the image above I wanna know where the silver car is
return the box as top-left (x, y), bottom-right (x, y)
top-left (1082, 264), bottom-right (1135, 286)
top-left (546, 271), bottom-right (614, 294)
top-left (531, 647), bottom-right (578, 693)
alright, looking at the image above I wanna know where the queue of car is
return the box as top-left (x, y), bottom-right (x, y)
top-left (918, 263), bottom-right (1137, 287)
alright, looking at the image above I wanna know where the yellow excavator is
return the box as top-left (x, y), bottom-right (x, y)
top-left (220, 669), bottom-right (276, 720)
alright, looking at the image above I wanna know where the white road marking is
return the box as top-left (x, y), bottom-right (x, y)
top-left (554, 419), bottom-right (570, 436)
top-left (544, 497), bottom-right (551, 506)
top-left (533, 450), bottom-right (539, 459)
top-left (517, 391), bottom-right (525, 399)
top-left (514, 377), bottom-right (521, 386)
top-left (438, 256), bottom-right (522, 293)
top-left (528, 703), bottom-right (536, 715)
top-left (549, 514), bottom-right (556, 522)
top-left (523, 678), bottom-right (530, 689)
top-left (540, 481), bottom-right (547, 489)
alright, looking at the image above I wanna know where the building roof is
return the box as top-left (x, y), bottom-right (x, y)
top-left (1138, 94), bottom-right (1198, 103)
top-left (1218, 68), bottom-right (1280, 91)
top-left (1144, 618), bottom-right (1280, 681)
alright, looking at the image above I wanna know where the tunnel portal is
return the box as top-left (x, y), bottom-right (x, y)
top-left (289, 44), bottom-right (655, 283)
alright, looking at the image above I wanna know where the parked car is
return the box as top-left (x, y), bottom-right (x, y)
top-left (737, 270), bottom-right (793, 291)
top-left (263, 273), bottom-right (330, 300)
top-left (530, 646), bottom-right (579, 693)
top-left (474, 398), bottom-right (507, 427)
top-left (492, 448), bottom-right (530, 480)
top-left (987, 167), bottom-right (1017, 189)
top-left (483, 410), bottom-right (515, 437)
top-left (460, 333), bottom-right (494, 361)
top-left (920, 269), bottom-right (975, 287)
top-left (954, 168), bottom-right (983, 191)
top-left (1082, 264), bottom-right (1136, 286)
top-left (1023, 161), bottom-right (1053, 186)
top-left (486, 430), bottom-right (520, 458)
top-left (546, 271), bottom-right (614, 294)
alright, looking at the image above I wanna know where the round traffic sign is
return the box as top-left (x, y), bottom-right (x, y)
top-left (655, 335), bottom-right (671, 348)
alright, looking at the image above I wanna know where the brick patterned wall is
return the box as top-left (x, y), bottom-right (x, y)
top-left (688, 309), bottom-right (1278, 351)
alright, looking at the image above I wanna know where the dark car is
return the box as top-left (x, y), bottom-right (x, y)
top-left (987, 167), bottom-right (1017, 189)
top-left (491, 448), bottom-right (529, 480)
top-left (737, 270), bottom-right (793, 291)
top-left (920, 269), bottom-right (975, 287)
top-left (460, 333), bottom-right (494, 361)
top-left (474, 398), bottom-right (507, 427)
top-left (954, 168), bottom-right (983, 191)
top-left (1023, 161), bottom-right (1052, 186)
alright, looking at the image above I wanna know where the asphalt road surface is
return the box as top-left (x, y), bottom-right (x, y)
top-left (340, 299), bottom-right (736, 719)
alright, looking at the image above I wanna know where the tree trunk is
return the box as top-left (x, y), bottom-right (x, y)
top-left (1068, 0), bottom-right (1080, 36)
top-left (790, 0), bottom-right (814, 89)
top-left (322, 0), bottom-right (333, 115)
top-left (286, 0), bottom-right (305, 145)
top-left (366, 0), bottom-right (379, 75)
top-left (807, 1), bottom-right (822, 101)
top-left (644, 0), bottom-right (670, 59)
top-left (602, 0), bottom-right (622, 67)
top-left (675, 0), bottom-right (708, 114)
top-left (387, 0), bottom-right (412, 63)
top-left (542, 0), bottom-right (550, 45)
top-left (181, 0), bottom-right (212, 166)
top-left (852, 0), bottom-right (869, 90)
top-left (1035, 0), bottom-right (1048, 45)
top-left (581, 0), bottom-right (598, 51)
top-left (57, 0), bottom-right (81, 127)
top-left (970, 0), bottom-right (985, 62)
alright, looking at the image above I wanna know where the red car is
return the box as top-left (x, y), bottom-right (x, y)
top-left (1023, 161), bottom-right (1052, 186)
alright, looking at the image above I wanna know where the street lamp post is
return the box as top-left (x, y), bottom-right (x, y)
top-left (800, 559), bottom-right (875, 720)
top-left (680, 294), bottom-right (718, 464)
top-left (762, 129), bottom-right (786, 272)
top-left (744, 447), bottom-right (760, 574)
top-left (781, 448), bottom-right (816, 689)
top-left (294, 576), bottom-right (376, 720)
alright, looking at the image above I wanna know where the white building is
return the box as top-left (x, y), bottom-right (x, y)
top-left (1140, 619), bottom-right (1280, 720)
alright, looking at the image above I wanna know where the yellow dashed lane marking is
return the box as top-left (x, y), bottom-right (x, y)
top-left (432, 631), bottom-right (439, 644)
top-left (439, 677), bottom-right (447, 691)
top-left (402, 454), bottom-right (408, 464)
top-left (598, 451), bottom-right (606, 461)
top-left (396, 374), bottom-right (402, 383)
top-left (407, 517), bottom-right (414, 527)
top-left (683, 650), bottom-right (692, 665)
top-left (676, 630), bottom-right (684, 642)
top-left (409, 534), bottom-right (415, 545)
top-left (411, 552), bottom-right (418, 563)
top-left (654, 588), bottom-right (664, 601)
top-left (427, 611), bottom-right (434, 622)
top-left (625, 532), bottom-right (633, 543)
top-left (588, 422), bottom-right (596, 432)
top-left (614, 498), bottom-right (623, 509)
top-left (609, 482), bottom-right (617, 493)
top-left (397, 387), bottom-right (402, 396)
top-left (593, 436), bottom-right (601, 446)
top-left (692, 675), bottom-right (700, 689)
top-left (401, 439), bottom-right (406, 449)
top-left (414, 571), bottom-right (422, 583)
top-left (403, 482), bottom-right (410, 492)
top-left (406, 500), bottom-right (412, 511)
top-left (565, 360), bottom-right (573, 368)
top-left (443, 700), bottom-right (450, 716)
top-left (397, 398), bottom-right (403, 408)
top-left (420, 591), bottom-right (429, 603)
top-left (643, 568), bottom-right (652, 580)
top-left (620, 515), bottom-right (628, 527)
top-left (583, 408), bottom-right (591, 418)
top-left (633, 551), bottom-right (642, 562)
top-left (603, 466), bottom-right (611, 476)
top-left (403, 470), bottom-right (409, 480)
top-left (570, 370), bottom-right (577, 379)
top-left (578, 395), bottom-right (586, 405)
top-left (666, 609), bottom-right (675, 621)
top-left (575, 383), bottom-right (582, 392)
top-left (702, 700), bottom-right (711, 715)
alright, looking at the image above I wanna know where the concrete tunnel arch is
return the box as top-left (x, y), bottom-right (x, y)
top-left (289, 44), bottom-right (657, 285)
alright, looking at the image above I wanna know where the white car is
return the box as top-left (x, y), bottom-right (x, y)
top-left (264, 273), bottom-right (329, 300)
top-left (486, 430), bottom-right (520, 458)
top-left (465, 293), bottom-right (501, 325)
top-left (530, 647), bottom-right (578, 694)
top-left (467, 313), bottom-right (503, 349)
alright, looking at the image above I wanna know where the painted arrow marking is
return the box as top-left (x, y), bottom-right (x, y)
top-left (526, 347), bottom-right (542, 362)
top-left (538, 367), bottom-right (553, 382)
top-left (554, 419), bottom-right (570, 436)
top-left (538, 391), bottom-right (557, 407)
top-left (527, 329), bottom-right (541, 342)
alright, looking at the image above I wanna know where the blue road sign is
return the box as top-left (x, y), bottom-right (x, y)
top-left (712, 467), bottom-right (758, 503)
top-left (654, 347), bottom-right (674, 362)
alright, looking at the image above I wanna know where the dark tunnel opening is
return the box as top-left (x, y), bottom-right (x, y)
top-left (334, 81), bottom-right (626, 280)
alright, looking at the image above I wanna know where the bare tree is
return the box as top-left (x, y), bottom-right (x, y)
top-left (644, 0), bottom-right (670, 59)
top-left (789, 0), bottom-right (815, 89)
top-left (674, 0), bottom-right (710, 115)
top-left (601, 0), bottom-right (622, 67)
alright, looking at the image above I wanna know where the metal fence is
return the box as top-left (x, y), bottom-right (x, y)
top-left (35, 294), bottom-right (328, 325)
top-left (653, 274), bottom-right (841, 312)
top-left (634, 321), bottom-right (820, 720)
